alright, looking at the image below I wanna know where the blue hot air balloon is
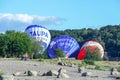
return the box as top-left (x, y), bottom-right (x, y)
top-left (25, 25), bottom-right (51, 52)
top-left (48, 35), bottom-right (80, 58)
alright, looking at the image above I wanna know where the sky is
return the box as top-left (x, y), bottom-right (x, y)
top-left (0, 0), bottom-right (120, 32)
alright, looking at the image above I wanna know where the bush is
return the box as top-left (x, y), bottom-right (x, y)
top-left (33, 54), bottom-right (43, 59)
top-left (84, 48), bottom-right (102, 61)
top-left (54, 49), bottom-right (64, 58)
top-left (33, 50), bottom-right (48, 59)
top-left (42, 51), bottom-right (48, 59)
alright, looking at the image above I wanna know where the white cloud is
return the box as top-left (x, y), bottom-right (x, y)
top-left (0, 13), bottom-right (64, 32)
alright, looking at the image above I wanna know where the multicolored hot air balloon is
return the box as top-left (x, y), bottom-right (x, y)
top-left (25, 25), bottom-right (51, 52)
top-left (77, 40), bottom-right (104, 60)
top-left (48, 35), bottom-right (80, 58)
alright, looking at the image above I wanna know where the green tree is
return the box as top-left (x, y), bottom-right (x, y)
top-left (5, 30), bottom-right (32, 57)
top-left (31, 39), bottom-right (43, 59)
top-left (54, 49), bottom-right (64, 58)
top-left (0, 34), bottom-right (9, 57)
top-left (84, 48), bottom-right (102, 61)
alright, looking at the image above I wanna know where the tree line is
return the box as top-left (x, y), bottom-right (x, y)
top-left (0, 25), bottom-right (120, 58)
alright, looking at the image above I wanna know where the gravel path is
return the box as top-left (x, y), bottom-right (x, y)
top-left (0, 60), bottom-right (116, 80)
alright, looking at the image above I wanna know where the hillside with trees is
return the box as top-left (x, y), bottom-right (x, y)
top-left (50, 25), bottom-right (120, 59)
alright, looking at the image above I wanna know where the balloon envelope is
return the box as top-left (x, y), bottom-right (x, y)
top-left (77, 40), bottom-right (104, 60)
top-left (48, 35), bottom-right (80, 58)
top-left (25, 25), bottom-right (51, 52)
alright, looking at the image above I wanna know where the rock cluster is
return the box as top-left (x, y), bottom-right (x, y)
top-left (43, 68), bottom-right (69, 78)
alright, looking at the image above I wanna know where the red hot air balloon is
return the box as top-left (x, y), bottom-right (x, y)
top-left (77, 40), bottom-right (104, 60)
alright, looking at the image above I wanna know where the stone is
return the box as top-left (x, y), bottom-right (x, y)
top-left (0, 75), bottom-right (14, 80)
top-left (57, 68), bottom-right (69, 78)
top-left (63, 63), bottom-right (67, 66)
top-left (111, 71), bottom-right (119, 75)
top-left (27, 70), bottom-right (37, 76)
top-left (110, 68), bottom-right (119, 75)
top-left (33, 64), bottom-right (37, 66)
top-left (116, 76), bottom-right (120, 79)
top-left (58, 68), bottom-right (67, 74)
top-left (78, 67), bottom-right (85, 73)
top-left (61, 73), bottom-right (70, 78)
top-left (58, 62), bottom-right (64, 66)
top-left (61, 68), bottom-right (67, 73)
top-left (110, 67), bottom-right (117, 72)
top-left (46, 70), bottom-right (58, 76)
top-left (42, 72), bottom-right (46, 76)
top-left (13, 72), bottom-right (21, 76)
top-left (69, 64), bottom-right (75, 67)
top-left (58, 68), bottom-right (62, 73)
top-left (78, 67), bottom-right (82, 73)
top-left (81, 72), bottom-right (92, 77)
top-left (57, 68), bottom-right (62, 78)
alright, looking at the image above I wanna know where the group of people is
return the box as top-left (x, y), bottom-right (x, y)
top-left (21, 53), bottom-right (29, 60)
